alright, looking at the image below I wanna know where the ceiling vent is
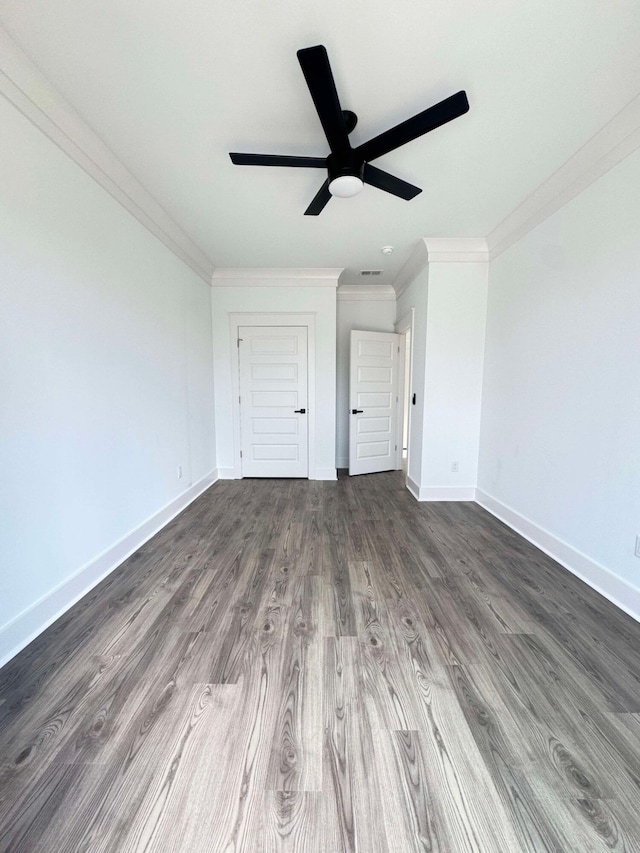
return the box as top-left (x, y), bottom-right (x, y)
top-left (360, 270), bottom-right (382, 276)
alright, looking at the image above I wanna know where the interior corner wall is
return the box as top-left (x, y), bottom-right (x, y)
top-left (479, 146), bottom-right (640, 617)
top-left (0, 96), bottom-right (216, 666)
top-left (421, 262), bottom-right (488, 494)
top-left (211, 284), bottom-right (337, 479)
top-left (336, 298), bottom-right (396, 468)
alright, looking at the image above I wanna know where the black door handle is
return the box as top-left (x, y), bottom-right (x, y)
top-left (294, 408), bottom-right (306, 414)
top-left (351, 409), bottom-right (363, 414)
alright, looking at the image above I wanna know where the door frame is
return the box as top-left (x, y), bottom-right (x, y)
top-left (395, 307), bottom-right (415, 479)
top-left (229, 312), bottom-right (317, 479)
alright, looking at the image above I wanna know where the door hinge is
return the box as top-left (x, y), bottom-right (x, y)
top-left (238, 395), bottom-right (241, 404)
top-left (398, 346), bottom-right (400, 353)
top-left (395, 444), bottom-right (397, 451)
top-left (240, 450), bottom-right (243, 458)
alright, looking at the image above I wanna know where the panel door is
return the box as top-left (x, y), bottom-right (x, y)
top-left (239, 326), bottom-right (308, 478)
top-left (349, 330), bottom-right (400, 476)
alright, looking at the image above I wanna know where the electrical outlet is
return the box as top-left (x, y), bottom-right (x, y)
top-left (451, 461), bottom-right (459, 473)
top-left (177, 465), bottom-right (183, 480)
top-left (635, 535), bottom-right (640, 558)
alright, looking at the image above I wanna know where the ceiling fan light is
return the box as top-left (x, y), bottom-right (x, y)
top-left (328, 175), bottom-right (364, 198)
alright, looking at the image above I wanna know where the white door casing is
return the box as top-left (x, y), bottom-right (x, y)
top-left (239, 325), bottom-right (308, 477)
top-left (349, 330), bottom-right (401, 476)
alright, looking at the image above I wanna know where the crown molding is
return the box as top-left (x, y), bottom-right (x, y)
top-left (424, 238), bottom-right (489, 263)
top-left (211, 268), bottom-right (342, 287)
top-left (337, 284), bottom-right (396, 301)
top-left (0, 27), bottom-right (213, 284)
top-left (487, 93), bottom-right (640, 260)
top-left (391, 239), bottom-right (429, 298)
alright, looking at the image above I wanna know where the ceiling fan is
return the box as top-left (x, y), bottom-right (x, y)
top-left (229, 45), bottom-right (469, 215)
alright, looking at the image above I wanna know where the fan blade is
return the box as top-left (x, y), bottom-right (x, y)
top-left (229, 153), bottom-right (326, 168)
top-left (297, 45), bottom-right (350, 157)
top-left (357, 91), bottom-right (469, 163)
top-left (304, 179), bottom-right (332, 215)
top-left (363, 164), bottom-right (422, 200)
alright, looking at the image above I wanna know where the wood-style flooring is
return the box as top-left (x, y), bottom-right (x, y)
top-left (1, 472), bottom-right (640, 852)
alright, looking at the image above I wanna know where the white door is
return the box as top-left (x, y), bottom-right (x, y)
top-left (239, 326), bottom-right (308, 478)
top-left (349, 330), bottom-right (401, 476)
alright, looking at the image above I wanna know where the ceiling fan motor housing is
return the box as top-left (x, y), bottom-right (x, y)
top-left (327, 151), bottom-right (365, 184)
top-left (327, 152), bottom-right (365, 197)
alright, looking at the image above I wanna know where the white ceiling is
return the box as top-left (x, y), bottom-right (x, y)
top-left (1, 0), bottom-right (639, 284)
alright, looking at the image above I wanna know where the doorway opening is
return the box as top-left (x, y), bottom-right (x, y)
top-left (348, 329), bottom-right (402, 475)
top-left (395, 308), bottom-right (414, 485)
top-left (401, 329), bottom-right (411, 474)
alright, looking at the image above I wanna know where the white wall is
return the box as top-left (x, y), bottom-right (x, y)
top-left (0, 96), bottom-right (216, 665)
top-left (396, 255), bottom-right (488, 500)
top-left (336, 297), bottom-right (396, 467)
top-left (211, 279), bottom-right (337, 479)
top-left (479, 146), bottom-right (640, 612)
top-left (422, 262), bottom-right (488, 494)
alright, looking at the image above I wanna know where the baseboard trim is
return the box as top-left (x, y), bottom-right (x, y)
top-left (314, 468), bottom-right (338, 481)
top-left (476, 489), bottom-right (640, 625)
top-left (406, 479), bottom-right (477, 502)
top-left (218, 467), bottom-right (337, 481)
top-left (406, 476), bottom-right (421, 501)
top-left (0, 470), bottom-right (219, 670)
top-left (421, 487), bottom-right (477, 501)
top-left (218, 467), bottom-right (240, 480)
